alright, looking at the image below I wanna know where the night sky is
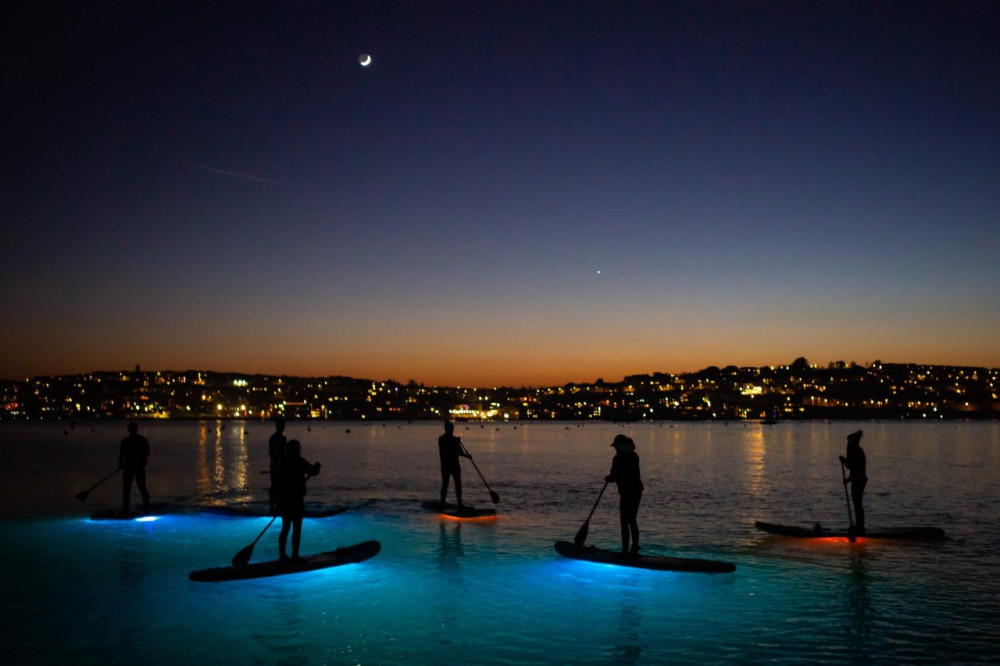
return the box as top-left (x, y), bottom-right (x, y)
top-left (3, 1), bottom-right (998, 386)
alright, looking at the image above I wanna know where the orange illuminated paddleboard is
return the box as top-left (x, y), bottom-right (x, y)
top-left (754, 521), bottom-right (945, 540)
top-left (421, 500), bottom-right (496, 519)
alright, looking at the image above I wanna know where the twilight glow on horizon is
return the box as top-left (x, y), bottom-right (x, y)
top-left (3, 1), bottom-right (999, 387)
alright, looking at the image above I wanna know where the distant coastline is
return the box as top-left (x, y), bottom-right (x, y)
top-left (3, 358), bottom-right (997, 421)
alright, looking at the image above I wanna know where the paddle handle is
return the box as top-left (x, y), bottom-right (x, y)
top-left (586, 481), bottom-right (609, 523)
top-left (90, 467), bottom-right (120, 490)
top-left (232, 515), bottom-right (278, 567)
top-left (462, 443), bottom-right (500, 503)
top-left (75, 467), bottom-right (120, 500)
top-left (840, 460), bottom-right (855, 537)
top-left (573, 480), bottom-right (609, 546)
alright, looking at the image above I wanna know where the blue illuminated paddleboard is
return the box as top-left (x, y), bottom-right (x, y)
top-left (754, 521), bottom-right (946, 540)
top-left (555, 541), bottom-right (736, 573)
top-left (421, 500), bottom-right (496, 518)
top-left (201, 503), bottom-right (347, 518)
top-left (89, 504), bottom-right (174, 520)
top-left (188, 540), bottom-right (381, 582)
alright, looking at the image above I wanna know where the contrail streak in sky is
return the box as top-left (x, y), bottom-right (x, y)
top-left (196, 165), bottom-right (288, 186)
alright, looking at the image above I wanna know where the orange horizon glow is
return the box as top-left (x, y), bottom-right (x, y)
top-left (6, 347), bottom-right (1000, 388)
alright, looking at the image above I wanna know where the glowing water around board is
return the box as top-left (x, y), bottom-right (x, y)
top-left (2, 421), bottom-right (998, 664)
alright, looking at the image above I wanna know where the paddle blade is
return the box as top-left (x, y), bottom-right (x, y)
top-left (489, 490), bottom-right (500, 504)
top-left (231, 544), bottom-right (254, 568)
top-left (573, 520), bottom-right (590, 546)
top-left (74, 490), bottom-right (89, 501)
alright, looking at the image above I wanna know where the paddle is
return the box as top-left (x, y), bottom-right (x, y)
top-left (461, 442), bottom-right (500, 504)
top-left (74, 468), bottom-right (120, 501)
top-left (574, 480), bottom-right (609, 546)
top-left (840, 460), bottom-right (856, 543)
top-left (232, 515), bottom-right (278, 567)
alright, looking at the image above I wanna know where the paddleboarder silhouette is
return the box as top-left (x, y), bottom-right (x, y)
top-left (606, 434), bottom-right (644, 556)
top-left (119, 422), bottom-right (150, 515)
top-left (268, 417), bottom-right (287, 514)
top-left (276, 439), bottom-right (321, 562)
top-left (438, 421), bottom-right (471, 509)
top-left (840, 430), bottom-right (867, 535)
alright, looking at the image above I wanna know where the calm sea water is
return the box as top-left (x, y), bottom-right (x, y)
top-left (2, 420), bottom-right (998, 664)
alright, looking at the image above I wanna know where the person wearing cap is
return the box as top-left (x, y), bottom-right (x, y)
top-left (605, 434), bottom-right (644, 556)
top-left (276, 439), bottom-right (321, 562)
top-left (438, 421), bottom-right (471, 508)
top-left (839, 430), bottom-right (867, 535)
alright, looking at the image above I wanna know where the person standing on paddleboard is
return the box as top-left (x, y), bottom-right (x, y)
top-left (268, 417), bottom-right (287, 515)
top-left (606, 434), bottom-right (644, 556)
top-left (277, 439), bottom-right (321, 562)
top-left (840, 430), bottom-right (867, 535)
top-left (438, 421), bottom-right (471, 509)
top-left (119, 422), bottom-right (151, 515)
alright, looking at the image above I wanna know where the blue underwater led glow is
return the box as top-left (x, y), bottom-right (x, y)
top-left (1, 421), bottom-right (998, 664)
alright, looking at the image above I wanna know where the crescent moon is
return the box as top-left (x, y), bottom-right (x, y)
top-left (359, 53), bottom-right (372, 67)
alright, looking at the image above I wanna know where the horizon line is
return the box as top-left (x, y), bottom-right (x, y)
top-left (4, 358), bottom-right (998, 388)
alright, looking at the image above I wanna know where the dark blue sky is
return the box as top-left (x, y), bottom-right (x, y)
top-left (3, 1), bottom-right (998, 385)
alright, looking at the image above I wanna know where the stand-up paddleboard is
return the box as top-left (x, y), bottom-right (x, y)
top-left (754, 521), bottom-right (946, 540)
top-left (421, 500), bottom-right (496, 519)
top-left (90, 504), bottom-right (173, 520)
top-left (201, 503), bottom-right (347, 518)
top-left (188, 540), bottom-right (381, 582)
top-left (554, 541), bottom-right (736, 573)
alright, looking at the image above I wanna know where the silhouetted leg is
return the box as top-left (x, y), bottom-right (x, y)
top-left (122, 469), bottom-right (134, 514)
top-left (619, 499), bottom-right (630, 553)
top-left (852, 482), bottom-right (866, 534)
top-left (454, 468), bottom-right (464, 507)
top-left (279, 515), bottom-right (291, 560)
top-left (134, 468), bottom-right (150, 511)
top-left (269, 464), bottom-right (282, 514)
top-left (291, 516), bottom-right (303, 559)
top-left (630, 492), bottom-right (642, 553)
top-left (620, 493), bottom-right (641, 554)
top-left (440, 467), bottom-right (450, 505)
